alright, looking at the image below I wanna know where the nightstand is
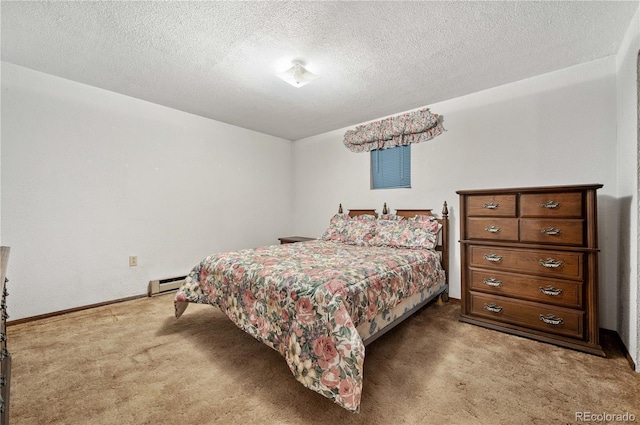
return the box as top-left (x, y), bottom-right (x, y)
top-left (278, 236), bottom-right (315, 244)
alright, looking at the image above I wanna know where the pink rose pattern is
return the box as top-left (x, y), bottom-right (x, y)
top-left (343, 108), bottom-right (445, 153)
top-left (369, 217), bottom-right (441, 249)
top-left (320, 213), bottom-right (350, 242)
top-left (342, 220), bottom-right (376, 246)
top-left (322, 214), bottom-right (442, 250)
top-left (175, 240), bottom-right (444, 412)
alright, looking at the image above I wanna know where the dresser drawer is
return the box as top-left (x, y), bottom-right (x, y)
top-left (469, 293), bottom-right (584, 339)
top-left (520, 192), bottom-right (583, 218)
top-left (520, 219), bottom-right (584, 246)
top-left (467, 195), bottom-right (516, 217)
top-left (469, 245), bottom-right (584, 280)
top-left (469, 269), bottom-right (582, 308)
top-left (467, 218), bottom-right (519, 241)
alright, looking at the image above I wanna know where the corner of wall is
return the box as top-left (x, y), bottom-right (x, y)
top-left (615, 4), bottom-right (640, 371)
top-left (637, 44), bottom-right (640, 371)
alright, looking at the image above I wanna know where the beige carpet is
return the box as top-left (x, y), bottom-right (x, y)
top-left (6, 294), bottom-right (639, 425)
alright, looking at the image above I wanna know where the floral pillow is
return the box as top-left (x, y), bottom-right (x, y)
top-left (409, 215), bottom-right (443, 234)
top-left (369, 220), bottom-right (406, 247)
top-left (370, 217), bottom-right (441, 249)
top-left (351, 214), bottom-right (377, 221)
top-left (320, 214), bottom-right (351, 242)
top-left (401, 222), bottom-right (439, 249)
top-left (342, 219), bottom-right (376, 246)
top-left (378, 214), bottom-right (404, 221)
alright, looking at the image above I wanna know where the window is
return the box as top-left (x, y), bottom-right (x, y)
top-left (371, 145), bottom-right (411, 189)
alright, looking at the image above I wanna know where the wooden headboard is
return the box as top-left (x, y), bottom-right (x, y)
top-left (335, 202), bottom-right (449, 286)
top-left (338, 203), bottom-right (378, 218)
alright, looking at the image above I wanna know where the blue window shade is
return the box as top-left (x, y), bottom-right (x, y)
top-left (371, 145), bottom-right (411, 189)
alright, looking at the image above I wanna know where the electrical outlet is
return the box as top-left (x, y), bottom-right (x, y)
top-left (129, 256), bottom-right (138, 267)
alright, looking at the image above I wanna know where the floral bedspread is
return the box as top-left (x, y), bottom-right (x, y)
top-left (174, 240), bottom-right (445, 412)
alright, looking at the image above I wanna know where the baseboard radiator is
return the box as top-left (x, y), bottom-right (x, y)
top-left (147, 275), bottom-right (187, 297)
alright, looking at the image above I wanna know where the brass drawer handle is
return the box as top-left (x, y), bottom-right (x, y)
top-left (483, 277), bottom-right (503, 287)
top-left (539, 314), bottom-right (563, 325)
top-left (539, 285), bottom-right (563, 296)
top-left (483, 201), bottom-right (499, 209)
top-left (483, 253), bottom-right (503, 262)
top-left (541, 200), bottom-right (560, 209)
top-left (483, 303), bottom-right (503, 313)
top-left (484, 225), bottom-right (501, 233)
top-left (539, 258), bottom-right (563, 268)
top-left (541, 227), bottom-right (562, 235)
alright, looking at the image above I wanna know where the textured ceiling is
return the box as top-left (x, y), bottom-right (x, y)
top-left (1, 1), bottom-right (638, 141)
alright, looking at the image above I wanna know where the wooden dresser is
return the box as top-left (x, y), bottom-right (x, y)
top-left (457, 185), bottom-right (604, 356)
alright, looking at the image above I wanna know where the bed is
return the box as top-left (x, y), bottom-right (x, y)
top-left (174, 202), bottom-right (449, 413)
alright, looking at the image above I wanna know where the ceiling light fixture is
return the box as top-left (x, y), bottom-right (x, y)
top-left (276, 60), bottom-right (320, 88)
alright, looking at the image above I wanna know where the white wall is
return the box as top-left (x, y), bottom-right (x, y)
top-left (0, 61), bottom-right (3, 244)
top-left (615, 7), bottom-right (640, 368)
top-left (293, 58), bottom-right (620, 330)
top-left (1, 62), bottom-right (293, 320)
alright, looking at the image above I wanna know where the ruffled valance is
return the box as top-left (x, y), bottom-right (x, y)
top-left (343, 108), bottom-right (445, 153)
